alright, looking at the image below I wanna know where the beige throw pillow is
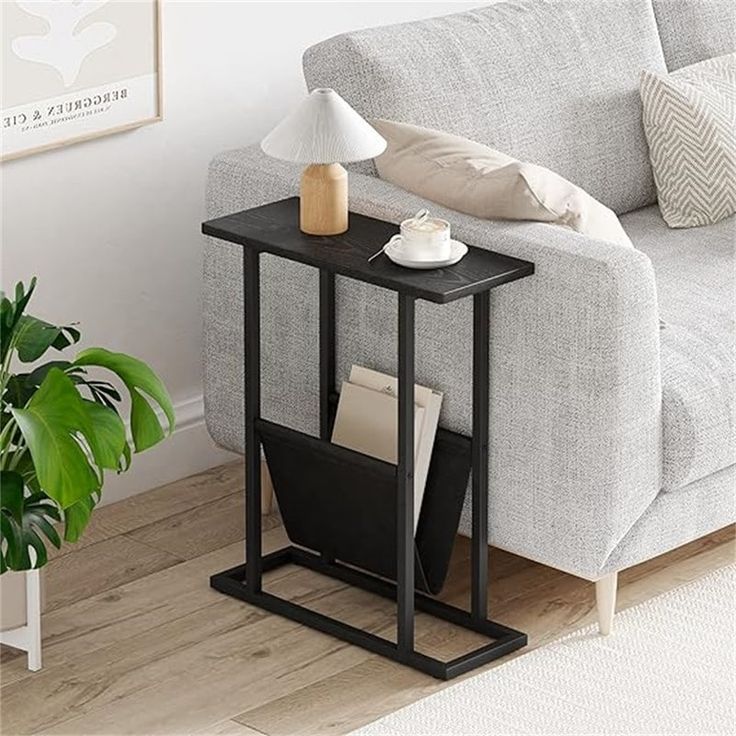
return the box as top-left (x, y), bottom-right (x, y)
top-left (371, 119), bottom-right (633, 248)
top-left (640, 53), bottom-right (735, 228)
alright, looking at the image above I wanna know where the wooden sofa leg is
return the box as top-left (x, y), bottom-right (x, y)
top-left (595, 571), bottom-right (618, 636)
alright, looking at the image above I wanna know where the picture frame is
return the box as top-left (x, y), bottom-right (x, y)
top-left (1, 0), bottom-right (163, 162)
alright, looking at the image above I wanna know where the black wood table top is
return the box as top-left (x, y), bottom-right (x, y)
top-left (202, 197), bottom-right (534, 304)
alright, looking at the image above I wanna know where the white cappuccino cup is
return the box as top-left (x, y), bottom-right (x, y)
top-left (390, 211), bottom-right (451, 262)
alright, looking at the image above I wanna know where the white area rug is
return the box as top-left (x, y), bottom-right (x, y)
top-left (352, 565), bottom-right (736, 735)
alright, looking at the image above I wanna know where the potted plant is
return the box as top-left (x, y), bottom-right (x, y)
top-left (0, 278), bottom-right (174, 668)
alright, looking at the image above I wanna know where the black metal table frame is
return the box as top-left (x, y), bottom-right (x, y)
top-left (210, 248), bottom-right (527, 680)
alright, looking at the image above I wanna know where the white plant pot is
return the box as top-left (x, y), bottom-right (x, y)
top-left (0, 570), bottom-right (28, 629)
top-left (0, 569), bottom-right (43, 670)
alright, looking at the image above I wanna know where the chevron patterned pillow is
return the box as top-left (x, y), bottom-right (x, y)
top-left (640, 53), bottom-right (735, 228)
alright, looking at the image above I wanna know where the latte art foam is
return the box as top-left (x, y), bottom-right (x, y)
top-left (405, 218), bottom-right (447, 233)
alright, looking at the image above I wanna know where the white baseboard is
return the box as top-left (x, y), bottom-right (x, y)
top-left (99, 394), bottom-right (238, 507)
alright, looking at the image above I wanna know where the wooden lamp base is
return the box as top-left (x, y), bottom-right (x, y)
top-left (300, 163), bottom-right (348, 236)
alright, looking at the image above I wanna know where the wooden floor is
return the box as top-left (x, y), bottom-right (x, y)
top-left (1, 461), bottom-right (733, 736)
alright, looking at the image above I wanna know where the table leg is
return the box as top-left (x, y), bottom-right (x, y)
top-left (319, 270), bottom-right (336, 440)
top-left (244, 247), bottom-right (262, 593)
top-left (397, 293), bottom-right (415, 654)
top-left (471, 291), bottom-right (490, 620)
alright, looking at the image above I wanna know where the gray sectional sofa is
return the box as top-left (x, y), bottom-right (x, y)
top-left (203, 0), bottom-right (735, 631)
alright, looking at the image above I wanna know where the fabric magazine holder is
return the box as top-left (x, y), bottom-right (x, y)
top-left (259, 400), bottom-right (471, 595)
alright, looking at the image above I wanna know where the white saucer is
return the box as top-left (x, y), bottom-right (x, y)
top-left (385, 239), bottom-right (468, 270)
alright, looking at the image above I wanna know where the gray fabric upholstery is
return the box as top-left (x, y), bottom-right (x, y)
top-left (303, 0), bottom-right (666, 215)
top-left (652, 0), bottom-right (736, 71)
top-left (621, 207), bottom-right (736, 491)
top-left (600, 464), bottom-right (735, 575)
top-left (204, 145), bottom-right (663, 580)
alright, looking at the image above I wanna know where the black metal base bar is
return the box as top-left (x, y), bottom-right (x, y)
top-left (210, 545), bottom-right (527, 680)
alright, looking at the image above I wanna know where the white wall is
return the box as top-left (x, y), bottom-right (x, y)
top-left (1, 0), bottom-right (482, 504)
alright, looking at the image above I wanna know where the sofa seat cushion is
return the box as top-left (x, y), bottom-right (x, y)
top-left (621, 206), bottom-right (736, 490)
top-left (303, 0), bottom-right (667, 215)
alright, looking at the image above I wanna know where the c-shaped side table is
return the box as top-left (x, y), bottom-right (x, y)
top-left (202, 197), bottom-right (534, 680)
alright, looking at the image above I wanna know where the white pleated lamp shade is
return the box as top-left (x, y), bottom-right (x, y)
top-left (261, 88), bottom-right (386, 164)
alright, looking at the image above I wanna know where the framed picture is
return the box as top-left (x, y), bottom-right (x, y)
top-left (1, 0), bottom-right (162, 161)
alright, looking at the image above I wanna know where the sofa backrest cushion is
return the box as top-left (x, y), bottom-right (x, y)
top-left (371, 118), bottom-right (634, 247)
top-left (652, 0), bottom-right (736, 71)
top-left (303, 0), bottom-right (667, 215)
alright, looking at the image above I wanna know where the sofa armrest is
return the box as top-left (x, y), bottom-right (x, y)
top-left (204, 144), bottom-right (662, 579)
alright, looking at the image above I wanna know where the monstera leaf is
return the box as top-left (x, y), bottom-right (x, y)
top-left (63, 494), bottom-right (98, 544)
top-left (10, 369), bottom-right (108, 507)
top-left (10, 368), bottom-right (130, 508)
top-left (82, 399), bottom-right (127, 471)
top-left (14, 315), bottom-right (80, 363)
top-left (4, 360), bottom-right (121, 413)
top-left (74, 348), bottom-right (175, 451)
top-left (4, 361), bottom-right (80, 409)
top-left (0, 470), bottom-right (61, 572)
top-left (0, 278), bottom-right (36, 364)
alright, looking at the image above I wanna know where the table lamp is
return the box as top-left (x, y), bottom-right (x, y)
top-left (261, 88), bottom-right (386, 236)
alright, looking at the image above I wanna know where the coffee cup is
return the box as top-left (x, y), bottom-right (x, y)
top-left (390, 211), bottom-right (452, 262)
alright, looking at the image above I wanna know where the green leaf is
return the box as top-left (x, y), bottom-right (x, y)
top-left (0, 484), bottom-right (61, 572)
top-left (3, 362), bottom-right (82, 409)
top-left (1, 513), bottom-right (22, 571)
top-left (1, 471), bottom-right (24, 524)
top-left (121, 441), bottom-right (132, 472)
top-left (8, 309), bottom-right (79, 364)
top-left (52, 325), bottom-right (81, 351)
top-left (82, 400), bottom-right (126, 470)
top-left (85, 380), bottom-right (122, 407)
top-left (11, 368), bottom-right (100, 508)
top-left (0, 298), bottom-right (13, 360)
top-left (130, 390), bottom-right (165, 450)
top-left (27, 360), bottom-right (78, 385)
top-left (75, 348), bottom-right (175, 452)
top-left (63, 495), bottom-right (95, 543)
top-left (15, 449), bottom-right (41, 493)
top-left (14, 452), bottom-right (41, 494)
top-left (74, 377), bottom-right (122, 411)
top-left (23, 529), bottom-right (46, 568)
top-left (3, 374), bottom-right (35, 409)
top-left (0, 278), bottom-right (36, 364)
top-left (15, 316), bottom-right (63, 363)
top-left (25, 506), bottom-right (61, 550)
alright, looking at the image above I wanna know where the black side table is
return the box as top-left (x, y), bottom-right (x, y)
top-left (202, 197), bottom-right (534, 680)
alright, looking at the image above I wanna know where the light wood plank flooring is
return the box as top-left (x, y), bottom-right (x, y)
top-left (1, 461), bottom-right (733, 735)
